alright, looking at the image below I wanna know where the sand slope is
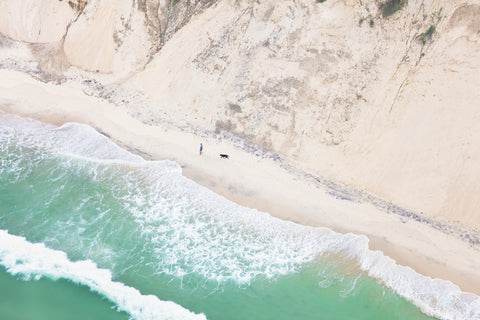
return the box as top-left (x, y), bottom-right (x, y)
top-left (123, 0), bottom-right (480, 231)
top-left (0, 0), bottom-right (479, 294)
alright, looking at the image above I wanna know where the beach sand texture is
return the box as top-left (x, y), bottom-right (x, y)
top-left (0, 0), bottom-right (479, 300)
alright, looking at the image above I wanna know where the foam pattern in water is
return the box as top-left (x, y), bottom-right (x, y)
top-left (0, 113), bottom-right (479, 320)
top-left (0, 230), bottom-right (206, 320)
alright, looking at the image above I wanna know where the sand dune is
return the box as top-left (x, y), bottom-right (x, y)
top-left (0, 0), bottom-right (479, 294)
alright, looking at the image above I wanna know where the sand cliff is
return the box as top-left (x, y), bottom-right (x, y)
top-left (0, 0), bottom-right (480, 290)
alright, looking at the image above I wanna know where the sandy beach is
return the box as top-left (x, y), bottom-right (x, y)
top-left (1, 3), bottom-right (480, 319)
top-left (0, 68), bottom-right (479, 296)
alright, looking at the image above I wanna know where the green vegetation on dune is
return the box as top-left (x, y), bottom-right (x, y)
top-left (420, 8), bottom-right (443, 45)
top-left (380, 0), bottom-right (405, 17)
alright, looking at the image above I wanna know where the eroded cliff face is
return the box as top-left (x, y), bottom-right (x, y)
top-left (124, 0), bottom-right (446, 153)
top-left (1, 0), bottom-right (480, 229)
top-left (0, 0), bottom-right (75, 42)
top-left (62, 0), bottom-right (216, 73)
top-left (0, 0), bottom-right (216, 74)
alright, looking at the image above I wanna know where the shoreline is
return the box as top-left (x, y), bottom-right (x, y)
top-left (1, 69), bottom-right (480, 296)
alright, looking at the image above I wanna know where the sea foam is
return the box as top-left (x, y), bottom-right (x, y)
top-left (1, 112), bottom-right (479, 320)
top-left (0, 230), bottom-right (206, 320)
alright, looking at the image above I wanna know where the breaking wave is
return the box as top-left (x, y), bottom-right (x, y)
top-left (0, 112), bottom-right (479, 320)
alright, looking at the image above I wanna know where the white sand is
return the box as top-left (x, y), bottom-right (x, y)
top-left (0, 0), bottom-right (76, 43)
top-left (2, 0), bottom-right (479, 233)
top-left (119, 0), bottom-right (480, 233)
top-left (0, 0), bottom-right (479, 306)
top-left (1, 68), bottom-right (479, 295)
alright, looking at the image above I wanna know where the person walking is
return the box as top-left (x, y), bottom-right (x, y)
top-left (199, 143), bottom-right (203, 156)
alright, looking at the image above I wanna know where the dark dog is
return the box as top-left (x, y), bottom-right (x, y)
top-left (219, 154), bottom-right (229, 159)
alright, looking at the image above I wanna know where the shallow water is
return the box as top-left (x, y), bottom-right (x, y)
top-left (0, 266), bottom-right (129, 320)
top-left (0, 114), bottom-right (478, 320)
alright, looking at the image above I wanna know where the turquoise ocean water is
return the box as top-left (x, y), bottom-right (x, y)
top-left (0, 113), bottom-right (478, 320)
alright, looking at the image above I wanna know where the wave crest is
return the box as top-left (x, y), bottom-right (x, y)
top-left (0, 230), bottom-right (206, 320)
